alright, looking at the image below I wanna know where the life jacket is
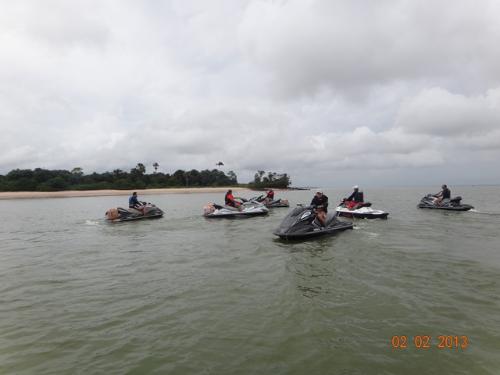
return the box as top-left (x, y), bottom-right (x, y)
top-left (225, 193), bottom-right (235, 205)
top-left (346, 200), bottom-right (358, 210)
top-left (267, 191), bottom-right (274, 199)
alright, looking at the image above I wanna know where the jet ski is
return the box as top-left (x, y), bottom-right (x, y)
top-left (417, 194), bottom-right (474, 211)
top-left (336, 200), bottom-right (389, 219)
top-left (247, 195), bottom-right (290, 208)
top-left (273, 205), bottom-right (353, 240)
top-left (105, 203), bottom-right (164, 222)
top-left (203, 201), bottom-right (269, 218)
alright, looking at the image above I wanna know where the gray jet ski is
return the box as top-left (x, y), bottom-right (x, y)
top-left (203, 201), bottom-right (269, 218)
top-left (105, 203), bottom-right (164, 222)
top-left (417, 194), bottom-right (474, 211)
top-left (248, 195), bottom-right (290, 208)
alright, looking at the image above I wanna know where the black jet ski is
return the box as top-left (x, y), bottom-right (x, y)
top-left (248, 195), bottom-right (290, 208)
top-left (417, 194), bottom-right (474, 211)
top-left (273, 205), bottom-right (353, 240)
top-left (105, 203), bottom-right (164, 222)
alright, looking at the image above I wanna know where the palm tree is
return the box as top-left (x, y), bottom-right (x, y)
top-left (216, 161), bottom-right (224, 167)
top-left (153, 162), bottom-right (159, 173)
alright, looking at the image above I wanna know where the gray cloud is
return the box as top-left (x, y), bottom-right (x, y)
top-left (239, 0), bottom-right (500, 97)
top-left (1, 0), bottom-right (500, 186)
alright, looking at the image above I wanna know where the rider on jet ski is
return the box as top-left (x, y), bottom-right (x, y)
top-left (347, 186), bottom-right (364, 202)
top-left (129, 192), bottom-right (145, 213)
top-left (266, 189), bottom-right (275, 200)
top-left (225, 189), bottom-right (240, 208)
top-left (311, 191), bottom-right (329, 226)
top-left (344, 186), bottom-right (364, 209)
top-left (433, 184), bottom-right (451, 206)
top-left (263, 189), bottom-right (275, 204)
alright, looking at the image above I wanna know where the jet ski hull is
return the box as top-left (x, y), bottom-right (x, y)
top-left (274, 221), bottom-right (353, 240)
top-left (247, 196), bottom-right (290, 208)
top-left (105, 205), bottom-right (164, 222)
top-left (266, 201), bottom-right (290, 208)
top-left (203, 203), bottom-right (269, 218)
top-left (417, 203), bottom-right (473, 211)
top-left (417, 195), bottom-right (474, 211)
top-left (111, 212), bottom-right (164, 222)
top-left (205, 210), bottom-right (269, 218)
top-left (335, 206), bottom-right (389, 219)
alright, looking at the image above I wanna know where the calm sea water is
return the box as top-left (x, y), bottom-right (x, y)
top-left (1, 187), bottom-right (500, 375)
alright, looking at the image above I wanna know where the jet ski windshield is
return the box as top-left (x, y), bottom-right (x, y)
top-left (279, 206), bottom-right (314, 229)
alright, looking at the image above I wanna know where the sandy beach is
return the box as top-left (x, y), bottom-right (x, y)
top-left (0, 187), bottom-right (251, 200)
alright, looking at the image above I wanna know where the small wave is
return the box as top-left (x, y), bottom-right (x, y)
top-left (469, 209), bottom-right (500, 216)
top-left (84, 219), bottom-right (102, 226)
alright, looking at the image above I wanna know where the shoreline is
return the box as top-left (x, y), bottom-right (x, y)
top-left (0, 187), bottom-right (251, 200)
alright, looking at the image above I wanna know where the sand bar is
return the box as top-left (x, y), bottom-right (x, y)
top-left (0, 187), bottom-right (251, 200)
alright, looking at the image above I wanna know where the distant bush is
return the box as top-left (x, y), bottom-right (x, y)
top-left (249, 171), bottom-right (291, 189)
top-left (0, 166), bottom-right (239, 192)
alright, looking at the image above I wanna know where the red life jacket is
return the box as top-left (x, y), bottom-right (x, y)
top-left (346, 200), bottom-right (358, 210)
top-left (225, 193), bottom-right (235, 205)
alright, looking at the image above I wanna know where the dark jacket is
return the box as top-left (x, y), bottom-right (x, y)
top-left (129, 195), bottom-right (140, 208)
top-left (347, 191), bottom-right (364, 202)
top-left (311, 194), bottom-right (329, 212)
top-left (442, 188), bottom-right (451, 199)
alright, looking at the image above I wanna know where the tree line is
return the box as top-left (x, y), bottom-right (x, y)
top-left (0, 164), bottom-right (291, 191)
top-left (0, 164), bottom-right (238, 191)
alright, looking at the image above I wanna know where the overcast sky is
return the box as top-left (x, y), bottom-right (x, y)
top-left (1, 0), bottom-right (500, 186)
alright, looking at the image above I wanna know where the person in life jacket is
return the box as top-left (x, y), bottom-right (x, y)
top-left (266, 189), bottom-right (275, 200)
top-left (225, 189), bottom-right (239, 207)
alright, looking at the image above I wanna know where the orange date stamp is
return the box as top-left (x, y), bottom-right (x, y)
top-left (391, 335), bottom-right (469, 350)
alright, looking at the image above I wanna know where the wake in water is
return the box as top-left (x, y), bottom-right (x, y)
top-left (468, 209), bottom-right (500, 216)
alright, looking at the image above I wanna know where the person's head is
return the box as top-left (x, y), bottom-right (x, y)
top-left (442, 184), bottom-right (447, 189)
top-left (353, 185), bottom-right (359, 191)
top-left (228, 189), bottom-right (232, 194)
top-left (132, 192), bottom-right (137, 196)
top-left (316, 190), bottom-right (323, 197)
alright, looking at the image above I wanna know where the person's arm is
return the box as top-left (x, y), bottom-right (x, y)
top-left (347, 192), bottom-right (355, 201)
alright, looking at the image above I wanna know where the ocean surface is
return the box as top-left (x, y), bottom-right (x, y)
top-left (1, 186), bottom-right (500, 375)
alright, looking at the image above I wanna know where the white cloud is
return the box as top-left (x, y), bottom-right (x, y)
top-left (1, 0), bottom-right (500, 185)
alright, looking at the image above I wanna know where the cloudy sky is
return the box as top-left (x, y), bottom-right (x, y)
top-left (1, 0), bottom-right (500, 186)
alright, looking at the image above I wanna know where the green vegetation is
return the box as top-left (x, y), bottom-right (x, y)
top-left (0, 164), bottom-right (239, 192)
top-left (249, 171), bottom-right (291, 189)
top-left (0, 165), bottom-right (294, 192)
